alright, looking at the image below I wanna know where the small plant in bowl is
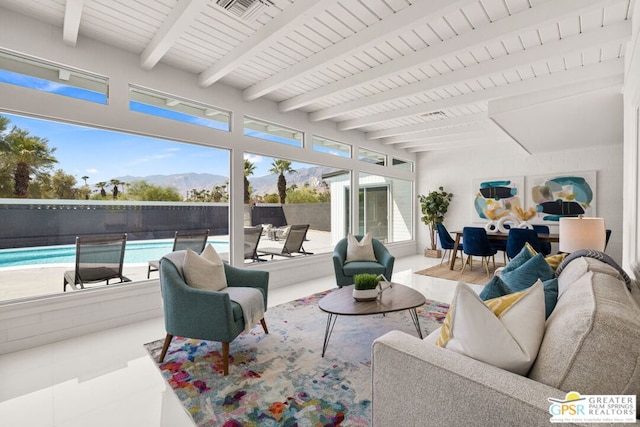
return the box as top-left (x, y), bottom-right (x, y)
top-left (353, 273), bottom-right (381, 301)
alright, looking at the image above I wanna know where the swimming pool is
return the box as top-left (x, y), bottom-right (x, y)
top-left (0, 239), bottom-right (229, 267)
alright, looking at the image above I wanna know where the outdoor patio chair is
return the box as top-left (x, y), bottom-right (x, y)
top-left (63, 234), bottom-right (131, 292)
top-left (257, 224), bottom-right (312, 259)
top-left (244, 225), bottom-right (264, 262)
top-left (147, 229), bottom-right (210, 278)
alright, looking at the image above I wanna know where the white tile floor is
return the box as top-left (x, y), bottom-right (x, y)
top-left (0, 254), bottom-right (482, 427)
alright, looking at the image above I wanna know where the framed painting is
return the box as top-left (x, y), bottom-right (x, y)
top-left (472, 176), bottom-right (525, 223)
top-left (526, 171), bottom-right (597, 223)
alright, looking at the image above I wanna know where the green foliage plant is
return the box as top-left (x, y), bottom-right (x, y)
top-left (418, 186), bottom-right (453, 250)
top-left (354, 273), bottom-right (381, 291)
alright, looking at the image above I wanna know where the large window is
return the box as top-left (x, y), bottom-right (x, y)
top-left (0, 49), bottom-right (108, 104)
top-left (244, 153), bottom-right (347, 257)
top-left (244, 117), bottom-right (303, 147)
top-left (0, 112), bottom-right (230, 302)
top-left (130, 85), bottom-right (230, 131)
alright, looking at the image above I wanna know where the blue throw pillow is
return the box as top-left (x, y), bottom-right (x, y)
top-left (543, 278), bottom-right (559, 319)
top-left (501, 253), bottom-right (555, 293)
top-left (479, 275), bottom-right (512, 300)
top-left (502, 245), bottom-right (535, 274)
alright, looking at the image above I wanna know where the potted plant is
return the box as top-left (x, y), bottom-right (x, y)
top-left (418, 186), bottom-right (453, 258)
top-left (353, 273), bottom-right (380, 301)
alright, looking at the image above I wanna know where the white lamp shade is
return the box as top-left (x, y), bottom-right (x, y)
top-left (559, 217), bottom-right (606, 252)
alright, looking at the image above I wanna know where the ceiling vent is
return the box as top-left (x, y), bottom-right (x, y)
top-left (421, 111), bottom-right (447, 119)
top-left (216, 0), bottom-right (273, 21)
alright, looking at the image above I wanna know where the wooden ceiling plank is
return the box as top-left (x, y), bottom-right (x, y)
top-left (309, 21), bottom-right (630, 121)
top-left (281, 0), bottom-right (622, 113)
top-left (337, 57), bottom-right (624, 130)
top-left (245, 0), bottom-right (472, 100)
top-left (199, 0), bottom-right (331, 87)
top-left (140, 0), bottom-right (210, 70)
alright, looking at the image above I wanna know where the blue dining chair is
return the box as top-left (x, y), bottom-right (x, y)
top-left (605, 229), bottom-right (612, 251)
top-left (532, 225), bottom-right (552, 256)
top-left (506, 228), bottom-right (544, 260)
top-left (436, 223), bottom-right (463, 268)
top-left (461, 227), bottom-right (497, 276)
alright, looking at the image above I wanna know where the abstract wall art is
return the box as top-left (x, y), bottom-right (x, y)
top-left (528, 171), bottom-right (597, 222)
top-left (472, 177), bottom-right (525, 222)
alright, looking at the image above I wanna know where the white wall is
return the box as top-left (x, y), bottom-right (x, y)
top-left (416, 143), bottom-right (624, 264)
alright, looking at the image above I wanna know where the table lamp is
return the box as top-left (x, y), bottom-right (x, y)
top-left (559, 217), bottom-right (606, 252)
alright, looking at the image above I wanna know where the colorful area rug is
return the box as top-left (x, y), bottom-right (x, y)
top-left (144, 289), bottom-right (449, 426)
top-left (414, 262), bottom-right (504, 285)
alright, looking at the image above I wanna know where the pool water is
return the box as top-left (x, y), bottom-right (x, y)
top-left (0, 240), bottom-right (229, 267)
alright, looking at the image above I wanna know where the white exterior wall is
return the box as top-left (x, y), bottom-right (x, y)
top-left (416, 143), bottom-right (624, 264)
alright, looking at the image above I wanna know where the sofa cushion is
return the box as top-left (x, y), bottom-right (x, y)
top-left (480, 275), bottom-right (558, 320)
top-left (342, 261), bottom-right (386, 277)
top-left (529, 270), bottom-right (640, 408)
top-left (556, 256), bottom-right (626, 298)
top-left (502, 245), bottom-right (535, 274)
top-left (435, 281), bottom-right (545, 375)
top-left (501, 253), bottom-right (555, 292)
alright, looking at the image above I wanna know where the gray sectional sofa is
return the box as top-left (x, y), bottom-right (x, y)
top-left (372, 256), bottom-right (640, 426)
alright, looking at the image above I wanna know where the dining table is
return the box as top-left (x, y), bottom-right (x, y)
top-left (449, 229), bottom-right (560, 270)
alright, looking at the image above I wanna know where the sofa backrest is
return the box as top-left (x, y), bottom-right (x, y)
top-left (528, 257), bottom-right (640, 409)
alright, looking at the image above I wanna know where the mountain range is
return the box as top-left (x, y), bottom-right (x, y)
top-left (116, 166), bottom-right (338, 198)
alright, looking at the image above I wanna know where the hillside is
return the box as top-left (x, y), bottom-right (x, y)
top-left (117, 166), bottom-right (337, 198)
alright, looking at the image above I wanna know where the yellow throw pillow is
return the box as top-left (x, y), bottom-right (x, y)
top-left (524, 241), bottom-right (538, 256)
top-left (435, 280), bottom-right (545, 375)
top-left (545, 253), bottom-right (568, 270)
top-left (183, 244), bottom-right (227, 291)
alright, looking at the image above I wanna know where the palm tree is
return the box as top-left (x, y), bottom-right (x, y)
top-left (0, 126), bottom-right (57, 198)
top-left (244, 159), bottom-right (256, 204)
top-left (110, 178), bottom-right (121, 199)
top-left (95, 181), bottom-right (108, 198)
top-left (268, 159), bottom-right (297, 204)
top-left (81, 175), bottom-right (89, 186)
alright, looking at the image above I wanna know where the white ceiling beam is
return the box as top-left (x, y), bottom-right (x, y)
top-left (140, 0), bottom-right (210, 71)
top-left (338, 58), bottom-right (624, 131)
top-left (382, 122), bottom-right (493, 145)
top-left (281, 0), bottom-right (624, 113)
top-left (62, 0), bottom-right (84, 47)
top-left (488, 75), bottom-right (625, 117)
top-left (309, 21), bottom-right (631, 122)
top-left (199, 0), bottom-right (330, 87)
top-left (407, 139), bottom-right (495, 152)
top-left (243, 0), bottom-right (471, 101)
top-left (396, 131), bottom-right (494, 149)
top-left (366, 113), bottom-right (487, 140)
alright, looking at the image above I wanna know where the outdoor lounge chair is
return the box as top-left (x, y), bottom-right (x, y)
top-left (244, 225), bottom-right (264, 262)
top-left (257, 224), bottom-right (312, 259)
top-left (63, 234), bottom-right (131, 291)
top-left (147, 229), bottom-right (209, 278)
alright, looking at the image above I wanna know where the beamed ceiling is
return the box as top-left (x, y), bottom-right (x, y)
top-left (0, 0), bottom-right (633, 154)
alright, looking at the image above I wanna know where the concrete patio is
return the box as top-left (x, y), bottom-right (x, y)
top-left (0, 230), bottom-right (333, 303)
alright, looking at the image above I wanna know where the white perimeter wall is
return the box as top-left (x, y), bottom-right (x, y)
top-left (416, 143), bottom-right (624, 265)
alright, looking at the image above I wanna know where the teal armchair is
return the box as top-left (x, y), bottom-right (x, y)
top-left (158, 251), bottom-right (269, 375)
top-left (332, 235), bottom-right (395, 287)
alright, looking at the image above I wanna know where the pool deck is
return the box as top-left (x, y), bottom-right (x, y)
top-left (0, 230), bottom-right (333, 303)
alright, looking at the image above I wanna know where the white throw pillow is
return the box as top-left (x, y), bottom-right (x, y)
top-left (183, 244), bottom-right (227, 291)
top-left (345, 232), bottom-right (377, 263)
top-left (434, 280), bottom-right (546, 375)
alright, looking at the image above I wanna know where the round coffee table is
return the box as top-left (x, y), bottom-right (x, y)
top-left (318, 283), bottom-right (426, 357)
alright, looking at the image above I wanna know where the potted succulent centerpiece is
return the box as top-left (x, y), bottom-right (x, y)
top-left (353, 273), bottom-right (381, 302)
top-left (418, 186), bottom-right (453, 258)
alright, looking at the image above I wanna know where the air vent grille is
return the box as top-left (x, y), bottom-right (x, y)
top-left (216, 0), bottom-right (273, 20)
